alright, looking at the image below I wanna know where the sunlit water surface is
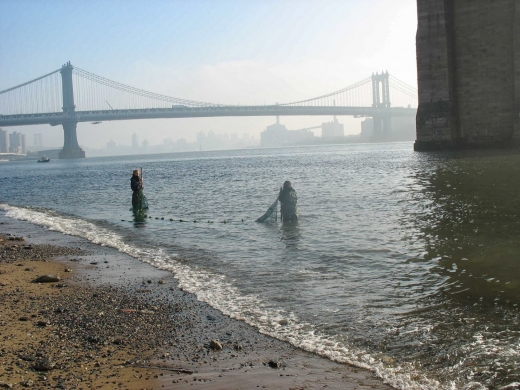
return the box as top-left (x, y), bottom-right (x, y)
top-left (1, 143), bottom-right (519, 389)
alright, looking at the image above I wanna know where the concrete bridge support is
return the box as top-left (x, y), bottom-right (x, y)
top-left (59, 62), bottom-right (85, 159)
top-left (415, 0), bottom-right (520, 150)
top-left (58, 121), bottom-right (85, 159)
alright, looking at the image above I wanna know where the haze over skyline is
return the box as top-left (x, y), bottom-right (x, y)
top-left (0, 0), bottom-right (418, 150)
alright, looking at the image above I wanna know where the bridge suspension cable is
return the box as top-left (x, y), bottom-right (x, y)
top-left (388, 76), bottom-right (418, 108)
top-left (0, 69), bottom-right (62, 115)
top-left (280, 77), bottom-right (373, 107)
top-left (72, 67), bottom-right (222, 111)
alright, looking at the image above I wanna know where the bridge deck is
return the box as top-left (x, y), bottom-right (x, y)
top-left (0, 106), bottom-right (417, 127)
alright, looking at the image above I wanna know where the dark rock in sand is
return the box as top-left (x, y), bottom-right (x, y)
top-left (37, 320), bottom-right (50, 327)
top-left (19, 354), bottom-right (37, 362)
top-left (33, 358), bottom-right (55, 371)
top-left (268, 359), bottom-right (282, 369)
top-left (33, 275), bottom-right (61, 283)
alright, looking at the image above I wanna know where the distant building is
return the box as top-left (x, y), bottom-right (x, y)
top-left (132, 133), bottom-right (139, 148)
top-left (321, 117), bottom-right (344, 138)
top-left (0, 129), bottom-right (8, 153)
top-left (261, 120), bottom-right (288, 147)
top-left (34, 134), bottom-right (43, 148)
top-left (360, 118), bottom-right (374, 142)
top-left (360, 117), bottom-right (416, 142)
top-left (9, 131), bottom-right (24, 154)
top-left (21, 134), bottom-right (26, 154)
top-left (286, 129), bottom-right (316, 144)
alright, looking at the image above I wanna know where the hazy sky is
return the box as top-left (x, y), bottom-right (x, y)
top-left (0, 0), bottom-right (418, 149)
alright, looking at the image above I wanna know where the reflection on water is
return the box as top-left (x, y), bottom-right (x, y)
top-left (132, 209), bottom-right (148, 228)
top-left (398, 149), bottom-right (520, 388)
top-left (420, 151), bottom-right (520, 304)
top-left (279, 220), bottom-right (300, 249)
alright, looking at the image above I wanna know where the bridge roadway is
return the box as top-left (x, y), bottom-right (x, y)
top-left (0, 105), bottom-right (417, 127)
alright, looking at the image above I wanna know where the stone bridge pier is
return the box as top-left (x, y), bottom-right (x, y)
top-left (59, 62), bottom-right (85, 159)
top-left (415, 0), bottom-right (520, 150)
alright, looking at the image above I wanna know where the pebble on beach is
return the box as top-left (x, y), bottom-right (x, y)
top-left (32, 274), bottom-right (61, 283)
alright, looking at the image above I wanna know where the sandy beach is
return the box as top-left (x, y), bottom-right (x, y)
top-left (0, 216), bottom-right (393, 390)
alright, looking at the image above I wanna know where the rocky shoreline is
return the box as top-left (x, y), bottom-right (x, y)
top-left (0, 217), bottom-right (393, 390)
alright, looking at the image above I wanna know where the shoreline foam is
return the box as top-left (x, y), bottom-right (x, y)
top-left (0, 212), bottom-right (392, 389)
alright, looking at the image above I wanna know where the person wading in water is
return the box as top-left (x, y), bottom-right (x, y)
top-left (130, 169), bottom-right (144, 210)
top-left (278, 180), bottom-right (298, 222)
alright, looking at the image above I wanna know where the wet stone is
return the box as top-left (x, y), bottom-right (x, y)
top-left (209, 340), bottom-right (223, 351)
top-left (33, 275), bottom-right (61, 283)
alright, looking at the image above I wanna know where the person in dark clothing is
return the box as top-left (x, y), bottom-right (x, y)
top-left (278, 180), bottom-right (298, 222)
top-left (131, 169), bottom-right (143, 209)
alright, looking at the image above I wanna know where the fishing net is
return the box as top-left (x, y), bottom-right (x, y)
top-left (133, 189), bottom-right (149, 211)
top-left (255, 199), bottom-right (278, 223)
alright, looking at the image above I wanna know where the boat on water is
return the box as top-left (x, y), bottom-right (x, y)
top-left (37, 156), bottom-right (50, 163)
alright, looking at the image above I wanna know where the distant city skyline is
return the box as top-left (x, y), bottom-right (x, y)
top-left (1, 0), bottom-right (418, 150)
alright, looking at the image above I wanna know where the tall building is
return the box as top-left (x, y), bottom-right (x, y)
top-left (132, 133), bottom-right (139, 148)
top-left (20, 133), bottom-right (26, 154)
top-left (0, 129), bottom-right (8, 153)
top-left (34, 134), bottom-right (43, 148)
top-left (9, 131), bottom-right (23, 154)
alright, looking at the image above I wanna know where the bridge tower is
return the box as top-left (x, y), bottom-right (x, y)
top-left (372, 72), bottom-right (392, 140)
top-left (415, 0), bottom-right (520, 150)
top-left (58, 62), bottom-right (85, 159)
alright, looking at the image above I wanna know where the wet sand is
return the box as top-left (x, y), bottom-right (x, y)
top-left (0, 216), bottom-right (393, 390)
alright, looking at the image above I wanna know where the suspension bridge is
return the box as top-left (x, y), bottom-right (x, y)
top-left (0, 62), bottom-right (418, 158)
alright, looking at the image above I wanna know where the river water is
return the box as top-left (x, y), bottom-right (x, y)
top-left (1, 142), bottom-right (519, 389)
